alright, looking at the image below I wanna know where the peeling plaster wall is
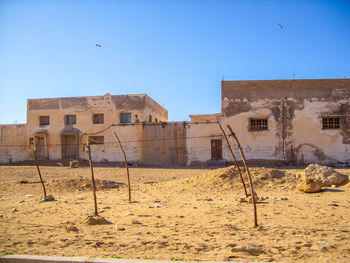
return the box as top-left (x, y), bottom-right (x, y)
top-left (220, 79), bottom-right (350, 165)
top-left (0, 124), bottom-right (28, 163)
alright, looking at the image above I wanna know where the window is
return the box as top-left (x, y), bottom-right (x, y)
top-left (249, 118), bottom-right (268, 131)
top-left (149, 115), bottom-right (152, 122)
top-left (89, 136), bottom-right (104, 144)
top-left (120, 113), bottom-right (131, 123)
top-left (155, 118), bottom-right (158, 123)
top-left (322, 117), bottom-right (340, 129)
top-left (39, 116), bottom-right (50, 126)
top-left (92, 114), bottom-right (104, 124)
top-left (29, 137), bottom-right (34, 145)
top-left (65, 115), bottom-right (76, 125)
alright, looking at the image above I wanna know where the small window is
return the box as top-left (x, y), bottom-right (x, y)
top-left (92, 114), bottom-right (104, 124)
top-left (65, 115), bottom-right (76, 125)
top-left (89, 136), bottom-right (104, 144)
top-left (149, 115), bottom-right (152, 122)
top-left (249, 118), bottom-right (268, 131)
top-left (120, 113), bottom-right (131, 123)
top-left (39, 116), bottom-right (50, 126)
top-left (29, 137), bottom-right (34, 145)
top-left (322, 117), bottom-right (340, 129)
top-left (155, 118), bottom-right (158, 123)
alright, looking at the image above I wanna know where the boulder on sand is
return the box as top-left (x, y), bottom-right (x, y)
top-left (297, 179), bottom-right (322, 193)
top-left (304, 164), bottom-right (347, 187)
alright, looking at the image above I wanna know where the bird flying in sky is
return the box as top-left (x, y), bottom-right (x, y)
top-left (96, 44), bottom-right (101, 47)
top-left (278, 23), bottom-right (283, 29)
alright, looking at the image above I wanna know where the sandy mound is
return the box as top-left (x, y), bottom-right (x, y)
top-left (49, 178), bottom-right (126, 191)
top-left (159, 166), bottom-right (290, 192)
top-left (81, 215), bottom-right (111, 225)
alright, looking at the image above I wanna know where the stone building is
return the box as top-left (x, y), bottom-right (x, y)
top-left (1, 79), bottom-right (349, 166)
top-left (0, 93), bottom-right (168, 164)
top-left (186, 79), bottom-right (350, 166)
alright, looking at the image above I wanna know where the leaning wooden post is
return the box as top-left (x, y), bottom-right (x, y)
top-left (114, 131), bottom-right (131, 203)
top-left (217, 121), bottom-right (248, 197)
top-left (32, 148), bottom-right (47, 200)
top-left (86, 140), bottom-right (98, 216)
top-left (227, 125), bottom-right (258, 227)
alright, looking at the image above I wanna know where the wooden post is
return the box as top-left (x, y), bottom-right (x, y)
top-left (86, 141), bottom-right (98, 216)
top-left (227, 125), bottom-right (258, 227)
top-left (217, 121), bottom-right (248, 197)
top-left (114, 131), bottom-right (131, 203)
top-left (33, 148), bottom-right (47, 200)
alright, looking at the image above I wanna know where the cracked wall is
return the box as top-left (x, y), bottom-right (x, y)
top-left (221, 79), bottom-right (350, 165)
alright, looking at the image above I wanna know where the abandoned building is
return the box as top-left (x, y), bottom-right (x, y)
top-left (0, 78), bottom-right (349, 166)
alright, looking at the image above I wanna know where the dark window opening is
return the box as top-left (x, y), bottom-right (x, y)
top-left (92, 114), bottom-right (104, 124)
top-left (249, 118), bottom-right (268, 131)
top-left (322, 117), bottom-right (340, 129)
top-left (89, 136), bottom-right (104, 144)
top-left (155, 118), bottom-right (158, 123)
top-left (65, 115), bottom-right (76, 125)
top-left (149, 115), bottom-right (152, 122)
top-left (39, 116), bottom-right (50, 126)
top-left (120, 113), bottom-right (131, 123)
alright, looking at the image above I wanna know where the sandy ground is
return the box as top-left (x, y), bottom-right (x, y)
top-left (0, 165), bottom-right (350, 263)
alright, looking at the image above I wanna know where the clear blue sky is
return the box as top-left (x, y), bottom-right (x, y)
top-left (0, 0), bottom-right (349, 124)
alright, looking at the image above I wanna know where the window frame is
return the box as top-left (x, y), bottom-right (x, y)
top-left (39, 116), bottom-right (50, 126)
top-left (92, 113), bottom-right (104, 124)
top-left (65, 114), bottom-right (76, 125)
top-left (120, 112), bottom-right (132, 124)
top-left (249, 117), bottom-right (268, 131)
top-left (322, 116), bottom-right (341, 129)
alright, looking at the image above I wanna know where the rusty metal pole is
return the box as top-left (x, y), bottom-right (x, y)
top-left (217, 121), bottom-right (249, 197)
top-left (227, 125), bottom-right (258, 227)
top-left (86, 141), bottom-right (98, 216)
top-left (33, 148), bottom-right (47, 200)
top-left (114, 131), bottom-right (131, 203)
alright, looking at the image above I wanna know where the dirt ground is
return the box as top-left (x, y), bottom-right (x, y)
top-left (0, 164), bottom-right (349, 262)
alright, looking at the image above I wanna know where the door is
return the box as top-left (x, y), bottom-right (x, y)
top-left (62, 135), bottom-right (78, 159)
top-left (35, 136), bottom-right (47, 160)
top-left (211, 139), bottom-right (222, 160)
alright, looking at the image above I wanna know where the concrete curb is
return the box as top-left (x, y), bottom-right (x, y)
top-left (0, 255), bottom-right (255, 263)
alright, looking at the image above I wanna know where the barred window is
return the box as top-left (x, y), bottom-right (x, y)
top-left (89, 136), bottom-right (104, 144)
top-left (249, 118), bottom-right (268, 131)
top-left (322, 117), bottom-right (340, 129)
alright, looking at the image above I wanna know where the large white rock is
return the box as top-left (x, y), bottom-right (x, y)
top-left (304, 164), bottom-right (347, 187)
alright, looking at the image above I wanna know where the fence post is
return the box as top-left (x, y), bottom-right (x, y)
top-left (32, 148), bottom-right (47, 200)
top-left (227, 125), bottom-right (258, 227)
top-left (217, 121), bottom-right (248, 197)
top-left (86, 140), bottom-right (98, 216)
top-left (114, 131), bottom-right (132, 203)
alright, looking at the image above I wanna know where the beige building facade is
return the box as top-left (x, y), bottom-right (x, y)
top-left (186, 79), bottom-right (350, 166)
top-left (1, 79), bottom-right (349, 166)
top-left (0, 94), bottom-right (168, 164)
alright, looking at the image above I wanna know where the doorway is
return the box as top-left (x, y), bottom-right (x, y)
top-left (34, 135), bottom-right (47, 160)
top-left (211, 139), bottom-right (222, 160)
top-left (62, 134), bottom-right (78, 159)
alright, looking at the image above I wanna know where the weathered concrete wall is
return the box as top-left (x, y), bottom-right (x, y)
top-left (220, 79), bottom-right (350, 165)
top-left (0, 124), bottom-right (29, 163)
top-left (144, 95), bottom-right (168, 122)
top-left (143, 122), bottom-right (186, 166)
